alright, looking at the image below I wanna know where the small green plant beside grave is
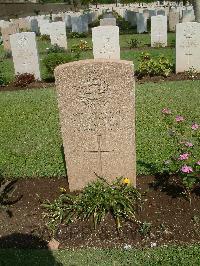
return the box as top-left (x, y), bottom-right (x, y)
top-left (136, 52), bottom-right (173, 78)
top-left (43, 175), bottom-right (141, 235)
top-left (127, 38), bottom-right (141, 49)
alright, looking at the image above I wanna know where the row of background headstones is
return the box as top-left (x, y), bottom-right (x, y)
top-left (4, 20), bottom-right (200, 81)
top-left (0, 3), bottom-right (199, 79)
top-left (0, 1), bottom-right (195, 36)
top-left (0, 3), bottom-right (195, 51)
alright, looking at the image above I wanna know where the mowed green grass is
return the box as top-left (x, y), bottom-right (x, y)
top-left (0, 33), bottom-right (175, 82)
top-left (0, 80), bottom-right (199, 178)
top-left (1, 245), bottom-right (200, 266)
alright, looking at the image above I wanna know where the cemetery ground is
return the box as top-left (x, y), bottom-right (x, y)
top-left (0, 30), bottom-right (200, 264)
top-left (0, 79), bottom-right (200, 260)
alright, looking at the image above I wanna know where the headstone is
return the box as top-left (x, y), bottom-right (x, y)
top-left (10, 32), bottom-right (41, 80)
top-left (136, 13), bottom-right (147, 33)
top-left (127, 10), bottom-right (137, 26)
top-left (100, 18), bottom-right (116, 26)
top-left (92, 26), bottom-right (120, 60)
top-left (103, 12), bottom-right (114, 18)
top-left (39, 20), bottom-right (51, 35)
top-left (148, 9), bottom-right (157, 17)
top-left (169, 11), bottom-right (179, 31)
top-left (176, 22), bottom-right (200, 73)
top-left (71, 15), bottom-right (88, 33)
top-left (54, 59), bottom-right (136, 191)
top-left (30, 19), bottom-right (39, 35)
top-left (192, 0), bottom-right (200, 22)
top-left (151, 15), bottom-right (167, 47)
top-left (182, 9), bottom-right (195, 22)
top-left (1, 23), bottom-right (19, 51)
top-left (64, 14), bottom-right (72, 28)
top-left (50, 22), bottom-right (67, 49)
top-left (157, 9), bottom-right (165, 15)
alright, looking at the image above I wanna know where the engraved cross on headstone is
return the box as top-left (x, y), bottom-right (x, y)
top-left (185, 35), bottom-right (192, 69)
top-left (85, 134), bottom-right (113, 176)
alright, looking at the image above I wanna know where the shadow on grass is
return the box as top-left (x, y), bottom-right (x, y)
top-left (0, 233), bottom-right (63, 266)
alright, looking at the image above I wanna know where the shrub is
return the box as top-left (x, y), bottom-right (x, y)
top-left (43, 52), bottom-right (79, 76)
top-left (14, 73), bottom-right (35, 87)
top-left (68, 32), bottom-right (88, 38)
top-left (136, 52), bottom-right (173, 78)
top-left (39, 34), bottom-right (50, 41)
top-left (161, 108), bottom-right (200, 201)
top-left (71, 40), bottom-right (91, 53)
top-left (46, 44), bottom-right (66, 54)
top-left (43, 176), bottom-right (141, 235)
top-left (127, 38), bottom-right (141, 49)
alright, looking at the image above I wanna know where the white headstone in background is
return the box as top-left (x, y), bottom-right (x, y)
top-left (176, 22), bottom-right (200, 73)
top-left (10, 32), bottom-right (41, 80)
top-left (71, 14), bottom-right (88, 33)
top-left (136, 13), bottom-right (147, 33)
top-left (39, 20), bottom-right (51, 35)
top-left (100, 18), bottom-right (116, 26)
top-left (169, 11), bottom-right (179, 31)
top-left (50, 21), bottom-right (67, 49)
top-left (151, 15), bottom-right (167, 47)
top-left (92, 26), bottom-right (120, 60)
top-left (30, 18), bottom-right (39, 35)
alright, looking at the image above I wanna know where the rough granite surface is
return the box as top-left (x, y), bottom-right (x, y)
top-left (55, 59), bottom-right (136, 191)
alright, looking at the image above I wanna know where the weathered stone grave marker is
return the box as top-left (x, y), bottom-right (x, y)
top-left (100, 18), bottom-right (116, 26)
top-left (55, 59), bottom-right (136, 191)
top-left (92, 26), bottom-right (120, 59)
top-left (1, 23), bottom-right (19, 51)
top-left (10, 32), bottom-right (41, 80)
top-left (176, 22), bottom-right (200, 72)
top-left (50, 21), bottom-right (67, 49)
top-left (151, 15), bottom-right (167, 47)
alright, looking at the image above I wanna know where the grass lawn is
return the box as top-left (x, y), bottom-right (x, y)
top-left (0, 80), bottom-right (199, 178)
top-left (0, 245), bottom-right (200, 265)
top-left (0, 33), bottom-right (175, 82)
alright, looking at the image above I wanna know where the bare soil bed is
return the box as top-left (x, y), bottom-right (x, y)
top-left (0, 176), bottom-right (200, 249)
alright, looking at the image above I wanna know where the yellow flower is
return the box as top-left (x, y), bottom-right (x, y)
top-left (60, 187), bottom-right (67, 193)
top-left (123, 178), bottom-right (131, 185)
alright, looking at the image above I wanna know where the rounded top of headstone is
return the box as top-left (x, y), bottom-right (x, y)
top-left (54, 59), bottom-right (134, 76)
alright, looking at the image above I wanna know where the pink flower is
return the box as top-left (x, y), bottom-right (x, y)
top-left (185, 142), bottom-right (193, 147)
top-left (162, 108), bottom-right (171, 115)
top-left (191, 123), bottom-right (199, 130)
top-left (179, 153), bottom-right (189, 160)
top-left (176, 115), bottom-right (184, 122)
top-left (181, 165), bottom-right (193, 173)
top-left (197, 161), bottom-right (200, 166)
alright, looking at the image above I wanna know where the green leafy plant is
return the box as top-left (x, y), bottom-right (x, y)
top-left (43, 52), bottom-right (79, 76)
top-left (161, 108), bottom-right (200, 201)
top-left (185, 67), bottom-right (199, 80)
top-left (47, 44), bottom-right (66, 54)
top-left (39, 34), bottom-right (50, 41)
top-left (0, 176), bottom-right (16, 210)
top-left (71, 39), bottom-right (91, 54)
top-left (14, 73), bottom-right (35, 87)
top-left (136, 52), bottom-right (173, 78)
top-left (127, 38), bottom-right (141, 49)
top-left (138, 221), bottom-right (152, 236)
top-left (68, 32), bottom-right (88, 38)
top-left (43, 175), bottom-right (141, 235)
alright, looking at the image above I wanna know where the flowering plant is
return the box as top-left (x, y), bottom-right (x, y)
top-left (43, 175), bottom-right (141, 234)
top-left (162, 108), bottom-right (200, 201)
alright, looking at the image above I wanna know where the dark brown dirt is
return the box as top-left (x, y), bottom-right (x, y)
top-left (1, 176), bottom-right (200, 249)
